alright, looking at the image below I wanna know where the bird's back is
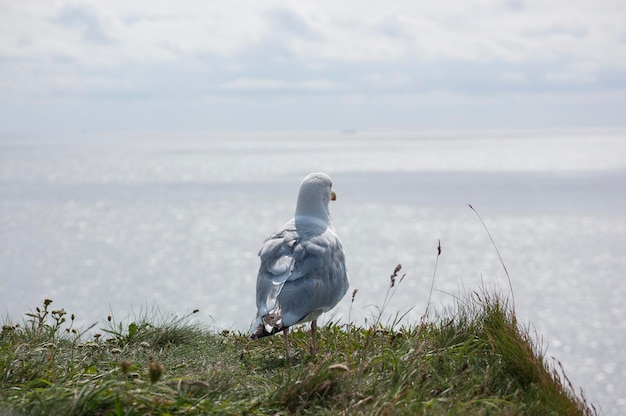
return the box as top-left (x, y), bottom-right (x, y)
top-left (252, 218), bottom-right (349, 337)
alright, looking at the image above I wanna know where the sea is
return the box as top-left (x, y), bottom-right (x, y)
top-left (1, 129), bottom-right (624, 414)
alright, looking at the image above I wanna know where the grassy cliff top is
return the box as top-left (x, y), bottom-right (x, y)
top-left (0, 289), bottom-right (596, 416)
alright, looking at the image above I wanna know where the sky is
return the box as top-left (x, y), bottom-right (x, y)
top-left (0, 0), bottom-right (625, 133)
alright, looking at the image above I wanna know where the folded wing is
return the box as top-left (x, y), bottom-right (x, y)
top-left (251, 220), bottom-right (348, 337)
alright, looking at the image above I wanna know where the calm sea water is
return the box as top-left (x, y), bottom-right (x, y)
top-left (1, 129), bottom-right (625, 413)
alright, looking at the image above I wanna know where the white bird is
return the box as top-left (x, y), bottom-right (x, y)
top-left (250, 172), bottom-right (349, 357)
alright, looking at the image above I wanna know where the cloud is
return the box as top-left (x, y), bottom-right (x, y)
top-left (221, 77), bottom-right (338, 92)
top-left (499, 72), bottom-right (527, 84)
top-left (53, 4), bottom-right (114, 44)
top-left (265, 8), bottom-right (320, 41)
top-left (0, 0), bottom-right (625, 132)
top-left (503, 0), bottom-right (527, 11)
top-left (3, 1), bottom-right (625, 66)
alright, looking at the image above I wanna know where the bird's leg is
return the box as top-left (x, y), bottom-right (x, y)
top-left (283, 327), bottom-right (290, 360)
top-left (310, 319), bottom-right (317, 356)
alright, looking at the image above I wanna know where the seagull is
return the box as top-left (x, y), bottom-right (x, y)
top-left (250, 172), bottom-right (349, 357)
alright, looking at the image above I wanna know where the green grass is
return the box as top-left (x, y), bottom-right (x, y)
top-left (0, 290), bottom-right (596, 416)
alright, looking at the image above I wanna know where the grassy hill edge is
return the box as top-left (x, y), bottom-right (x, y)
top-left (1, 289), bottom-right (597, 415)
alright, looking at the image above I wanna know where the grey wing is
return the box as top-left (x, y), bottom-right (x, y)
top-left (254, 225), bottom-right (348, 331)
top-left (250, 225), bottom-right (301, 337)
top-left (274, 229), bottom-right (349, 327)
top-left (254, 225), bottom-right (308, 318)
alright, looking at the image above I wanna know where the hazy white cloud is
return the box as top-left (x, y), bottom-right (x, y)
top-left (500, 72), bottom-right (527, 84)
top-left (221, 77), bottom-right (338, 92)
top-left (4, 1), bottom-right (624, 65)
top-left (54, 4), bottom-right (115, 45)
top-left (0, 0), bottom-right (624, 132)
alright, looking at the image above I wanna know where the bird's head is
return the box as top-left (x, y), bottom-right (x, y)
top-left (295, 172), bottom-right (336, 224)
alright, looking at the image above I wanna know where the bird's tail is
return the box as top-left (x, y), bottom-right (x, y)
top-left (250, 304), bottom-right (285, 339)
